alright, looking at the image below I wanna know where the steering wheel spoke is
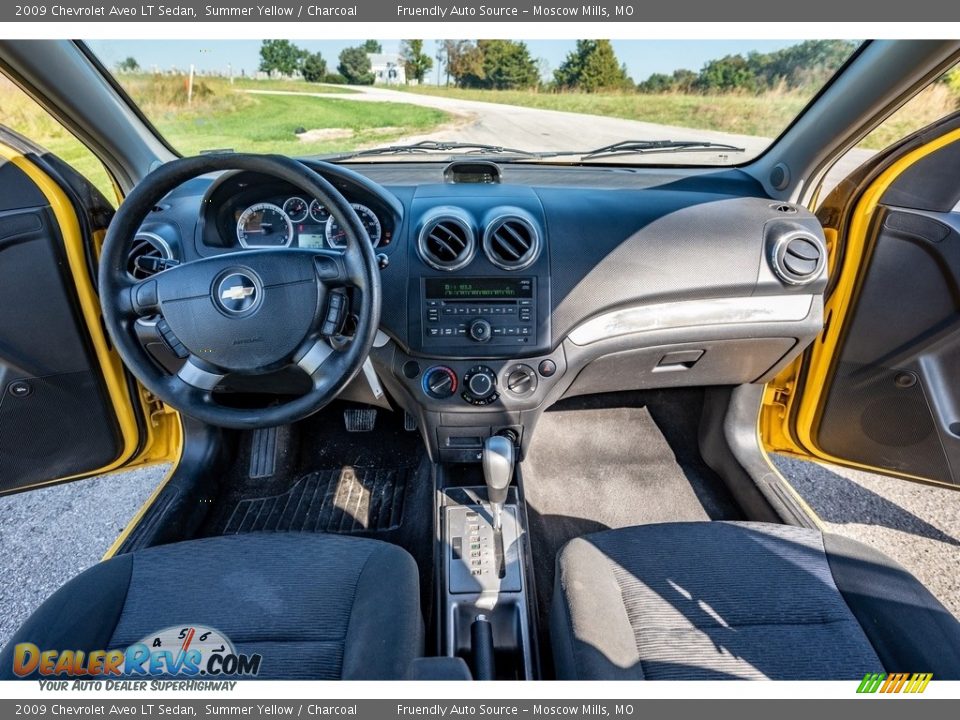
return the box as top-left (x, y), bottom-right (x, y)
top-left (176, 355), bottom-right (226, 391)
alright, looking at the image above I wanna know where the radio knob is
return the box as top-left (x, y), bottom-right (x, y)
top-left (468, 318), bottom-right (492, 343)
top-left (422, 366), bottom-right (457, 399)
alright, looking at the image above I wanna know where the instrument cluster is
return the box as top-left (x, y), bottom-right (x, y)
top-left (234, 195), bottom-right (384, 250)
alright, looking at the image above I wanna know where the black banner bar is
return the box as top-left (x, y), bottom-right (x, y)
top-left (4, 0), bottom-right (960, 22)
top-left (0, 699), bottom-right (957, 719)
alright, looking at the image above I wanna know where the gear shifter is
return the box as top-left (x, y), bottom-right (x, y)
top-left (482, 435), bottom-right (514, 532)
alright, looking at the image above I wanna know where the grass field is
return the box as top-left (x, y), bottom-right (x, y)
top-left (398, 85), bottom-right (811, 140)
top-left (0, 74), bottom-right (446, 203)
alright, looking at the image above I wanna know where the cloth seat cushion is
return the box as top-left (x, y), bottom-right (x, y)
top-left (1, 532), bottom-right (423, 680)
top-left (551, 521), bottom-right (960, 680)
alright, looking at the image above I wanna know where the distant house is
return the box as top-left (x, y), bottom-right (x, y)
top-left (368, 53), bottom-right (406, 85)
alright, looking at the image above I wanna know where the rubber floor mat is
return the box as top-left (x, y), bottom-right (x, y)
top-left (222, 466), bottom-right (410, 535)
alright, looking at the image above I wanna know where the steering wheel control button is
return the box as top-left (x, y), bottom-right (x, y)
top-left (505, 364), bottom-right (538, 397)
top-left (7, 381), bottom-right (32, 399)
top-left (156, 318), bottom-right (189, 359)
top-left (134, 280), bottom-right (159, 313)
top-left (214, 270), bottom-right (262, 317)
top-left (322, 290), bottom-right (347, 336)
top-left (468, 318), bottom-right (492, 343)
top-left (538, 359), bottom-right (558, 378)
top-left (462, 366), bottom-right (499, 406)
top-left (422, 366), bottom-right (458, 399)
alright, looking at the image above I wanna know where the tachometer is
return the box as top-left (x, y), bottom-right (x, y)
top-left (309, 199), bottom-right (331, 224)
top-left (236, 203), bottom-right (293, 248)
top-left (282, 197), bottom-right (309, 223)
top-left (325, 204), bottom-right (382, 249)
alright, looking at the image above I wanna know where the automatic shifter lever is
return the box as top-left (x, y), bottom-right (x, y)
top-left (482, 435), bottom-right (514, 532)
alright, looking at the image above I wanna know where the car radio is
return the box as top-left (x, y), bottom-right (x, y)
top-left (421, 277), bottom-right (537, 347)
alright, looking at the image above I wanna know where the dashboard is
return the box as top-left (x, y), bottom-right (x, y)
top-left (133, 160), bottom-right (828, 463)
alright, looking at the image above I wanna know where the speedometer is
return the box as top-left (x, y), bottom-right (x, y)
top-left (236, 203), bottom-right (293, 248)
top-left (325, 204), bottom-right (382, 249)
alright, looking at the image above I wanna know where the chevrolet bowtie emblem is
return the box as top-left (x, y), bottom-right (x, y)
top-left (221, 286), bottom-right (255, 301)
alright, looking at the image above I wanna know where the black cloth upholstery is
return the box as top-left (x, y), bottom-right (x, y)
top-left (1, 533), bottom-right (424, 680)
top-left (551, 521), bottom-right (960, 680)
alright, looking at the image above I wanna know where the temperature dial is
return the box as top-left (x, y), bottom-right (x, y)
top-left (462, 365), bottom-right (499, 406)
top-left (422, 366), bottom-right (458, 399)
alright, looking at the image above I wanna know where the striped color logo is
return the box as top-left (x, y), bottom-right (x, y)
top-left (857, 672), bottom-right (933, 694)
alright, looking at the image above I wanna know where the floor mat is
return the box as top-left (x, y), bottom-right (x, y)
top-left (198, 403), bottom-right (435, 631)
top-left (222, 466), bottom-right (411, 535)
top-left (520, 389), bottom-right (744, 674)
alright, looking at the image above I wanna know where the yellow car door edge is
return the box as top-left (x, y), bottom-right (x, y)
top-left (0, 144), bottom-right (181, 487)
top-left (762, 127), bottom-right (960, 488)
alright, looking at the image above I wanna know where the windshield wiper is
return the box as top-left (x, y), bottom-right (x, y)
top-left (577, 139), bottom-right (746, 160)
top-left (324, 140), bottom-right (544, 162)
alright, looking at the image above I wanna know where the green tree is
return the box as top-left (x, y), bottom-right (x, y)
top-left (400, 39), bottom-right (434, 84)
top-left (443, 40), bottom-right (485, 88)
top-left (461, 40), bottom-right (538, 90)
top-left (259, 40), bottom-right (307, 76)
top-left (362, 40), bottom-right (383, 54)
top-left (302, 52), bottom-right (327, 83)
top-left (116, 56), bottom-right (140, 73)
top-left (696, 54), bottom-right (758, 93)
top-left (554, 40), bottom-right (629, 92)
top-left (337, 46), bottom-right (375, 85)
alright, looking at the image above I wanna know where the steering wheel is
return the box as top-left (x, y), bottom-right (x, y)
top-left (99, 154), bottom-right (381, 430)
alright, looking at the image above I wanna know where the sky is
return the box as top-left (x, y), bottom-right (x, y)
top-left (86, 39), bottom-right (803, 83)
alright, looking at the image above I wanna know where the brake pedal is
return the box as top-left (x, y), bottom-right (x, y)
top-left (249, 426), bottom-right (279, 479)
top-left (344, 408), bottom-right (377, 432)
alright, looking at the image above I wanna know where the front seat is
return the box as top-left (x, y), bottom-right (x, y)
top-left (0, 533), bottom-right (423, 680)
top-left (551, 521), bottom-right (960, 680)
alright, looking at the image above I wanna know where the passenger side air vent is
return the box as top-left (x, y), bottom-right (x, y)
top-left (771, 233), bottom-right (824, 285)
top-left (483, 216), bottom-right (540, 271)
top-left (127, 232), bottom-right (172, 280)
top-left (417, 211), bottom-right (476, 271)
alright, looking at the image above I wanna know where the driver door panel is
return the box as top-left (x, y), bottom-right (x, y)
top-left (0, 141), bottom-right (131, 491)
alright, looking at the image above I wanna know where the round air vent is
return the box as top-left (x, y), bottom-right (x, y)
top-left (772, 233), bottom-right (824, 285)
top-left (126, 232), bottom-right (172, 280)
top-left (483, 216), bottom-right (540, 271)
top-left (417, 211), bottom-right (476, 271)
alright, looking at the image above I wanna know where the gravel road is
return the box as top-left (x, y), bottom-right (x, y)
top-left (773, 454), bottom-right (960, 620)
top-left (0, 465), bottom-right (168, 651)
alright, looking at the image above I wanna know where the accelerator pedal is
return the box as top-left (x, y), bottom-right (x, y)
top-left (404, 411), bottom-right (418, 432)
top-left (344, 407), bottom-right (377, 432)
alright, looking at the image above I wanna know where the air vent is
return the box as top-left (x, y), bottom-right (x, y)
top-left (127, 232), bottom-right (172, 280)
top-left (483, 216), bottom-right (540, 271)
top-left (772, 234), bottom-right (824, 285)
top-left (417, 213), bottom-right (475, 271)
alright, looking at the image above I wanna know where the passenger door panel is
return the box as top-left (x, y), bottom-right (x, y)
top-left (815, 204), bottom-right (960, 485)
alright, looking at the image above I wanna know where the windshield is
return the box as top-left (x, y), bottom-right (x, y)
top-left (86, 39), bottom-right (860, 166)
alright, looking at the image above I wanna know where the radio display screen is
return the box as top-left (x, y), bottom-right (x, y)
top-left (426, 277), bottom-right (533, 300)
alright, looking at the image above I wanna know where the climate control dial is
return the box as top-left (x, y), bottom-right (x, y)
top-left (422, 366), bottom-right (458, 399)
top-left (462, 365), bottom-right (499, 406)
